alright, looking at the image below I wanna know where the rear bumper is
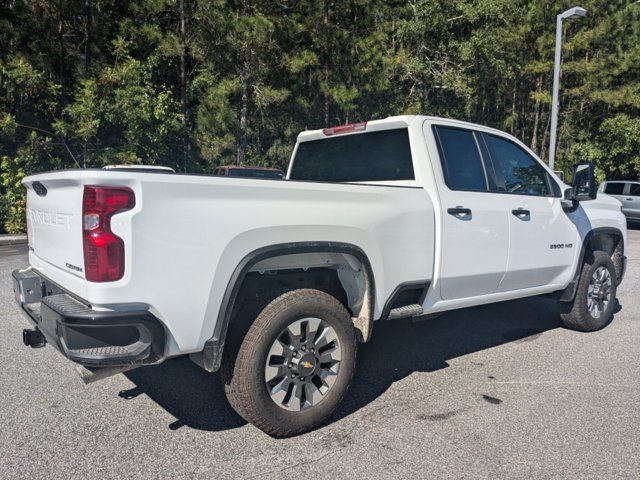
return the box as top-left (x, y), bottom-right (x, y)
top-left (12, 268), bottom-right (166, 367)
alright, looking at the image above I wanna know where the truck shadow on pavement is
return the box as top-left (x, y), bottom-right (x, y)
top-left (335, 296), bottom-right (562, 424)
top-left (122, 356), bottom-right (246, 431)
top-left (121, 295), bottom-right (568, 433)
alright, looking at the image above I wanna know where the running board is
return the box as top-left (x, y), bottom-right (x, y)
top-left (387, 304), bottom-right (424, 320)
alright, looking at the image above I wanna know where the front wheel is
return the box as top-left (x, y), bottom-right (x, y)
top-left (559, 249), bottom-right (617, 332)
top-left (222, 288), bottom-right (357, 437)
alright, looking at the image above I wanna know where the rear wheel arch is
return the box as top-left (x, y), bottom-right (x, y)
top-left (190, 242), bottom-right (376, 372)
top-left (222, 288), bottom-right (358, 436)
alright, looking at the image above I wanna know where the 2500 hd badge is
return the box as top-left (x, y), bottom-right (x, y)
top-left (550, 243), bottom-right (574, 249)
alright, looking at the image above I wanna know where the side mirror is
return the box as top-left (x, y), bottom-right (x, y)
top-left (561, 187), bottom-right (578, 211)
top-left (571, 163), bottom-right (597, 201)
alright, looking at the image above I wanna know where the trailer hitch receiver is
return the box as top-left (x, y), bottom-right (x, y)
top-left (23, 328), bottom-right (46, 348)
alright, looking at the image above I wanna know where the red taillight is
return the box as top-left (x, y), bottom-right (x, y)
top-left (82, 186), bottom-right (135, 282)
top-left (322, 121), bottom-right (367, 136)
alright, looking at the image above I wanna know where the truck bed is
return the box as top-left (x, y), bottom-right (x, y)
top-left (23, 169), bottom-right (435, 356)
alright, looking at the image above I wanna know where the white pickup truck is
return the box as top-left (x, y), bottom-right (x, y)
top-left (12, 116), bottom-right (627, 437)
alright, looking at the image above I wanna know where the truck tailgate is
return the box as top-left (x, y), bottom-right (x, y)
top-left (24, 177), bottom-right (85, 278)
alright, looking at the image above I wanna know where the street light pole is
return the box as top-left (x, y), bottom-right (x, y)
top-left (548, 6), bottom-right (587, 172)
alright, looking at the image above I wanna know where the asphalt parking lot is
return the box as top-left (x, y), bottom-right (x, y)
top-left (1, 230), bottom-right (639, 479)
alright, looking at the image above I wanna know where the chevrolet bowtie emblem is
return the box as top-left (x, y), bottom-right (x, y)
top-left (301, 361), bottom-right (313, 369)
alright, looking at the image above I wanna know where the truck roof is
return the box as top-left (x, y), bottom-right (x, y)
top-left (296, 115), bottom-right (514, 143)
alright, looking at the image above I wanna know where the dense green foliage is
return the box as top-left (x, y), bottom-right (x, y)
top-left (1, 1), bottom-right (640, 232)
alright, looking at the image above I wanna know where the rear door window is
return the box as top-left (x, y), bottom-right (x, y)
top-left (289, 128), bottom-right (414, 182)
top-left (433, 126), bottom-right (488, 191)
top-left (604, 182), bottom-right (625, 195)
top-left (628, 183), bottom-right (640, 196)
top-left (484, 134), bottom-right (551, 197)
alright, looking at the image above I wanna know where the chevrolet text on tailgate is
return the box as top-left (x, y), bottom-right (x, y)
top-left (12, 116), bottom-right (627, 436)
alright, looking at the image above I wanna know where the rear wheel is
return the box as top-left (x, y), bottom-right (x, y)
top-left (560, 250), bottom-right (617, 332)
top-left (222, 288), bottom-right (357, 437)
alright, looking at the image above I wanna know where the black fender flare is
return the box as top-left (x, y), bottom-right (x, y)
top-left (190, 241), bottom-right (376, 372)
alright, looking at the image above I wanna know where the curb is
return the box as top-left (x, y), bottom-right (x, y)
top-left (0, 235), bottom-right (27, 246)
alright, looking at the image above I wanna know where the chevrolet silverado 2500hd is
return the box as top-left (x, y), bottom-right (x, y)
top-left (12, 116), bottom-right (627, 437)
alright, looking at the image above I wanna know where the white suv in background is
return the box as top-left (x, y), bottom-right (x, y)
top-left (599, 181), bottom-right (640, 223)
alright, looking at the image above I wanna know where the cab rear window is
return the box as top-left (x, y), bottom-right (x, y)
top-left (289, 128), bottom-right (414, 182)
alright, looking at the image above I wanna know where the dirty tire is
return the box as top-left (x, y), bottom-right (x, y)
top-left (221, 289), bottom-right (357, 437)
top-left (560, 249), bottom-right (617, 332)
top-left (220, 288), bottom-right (287, 420)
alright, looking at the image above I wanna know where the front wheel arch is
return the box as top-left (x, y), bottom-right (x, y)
top-left (559, 249), bottom-right (618, 332)
top-left (559, 227), bottom-right (624, 302)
